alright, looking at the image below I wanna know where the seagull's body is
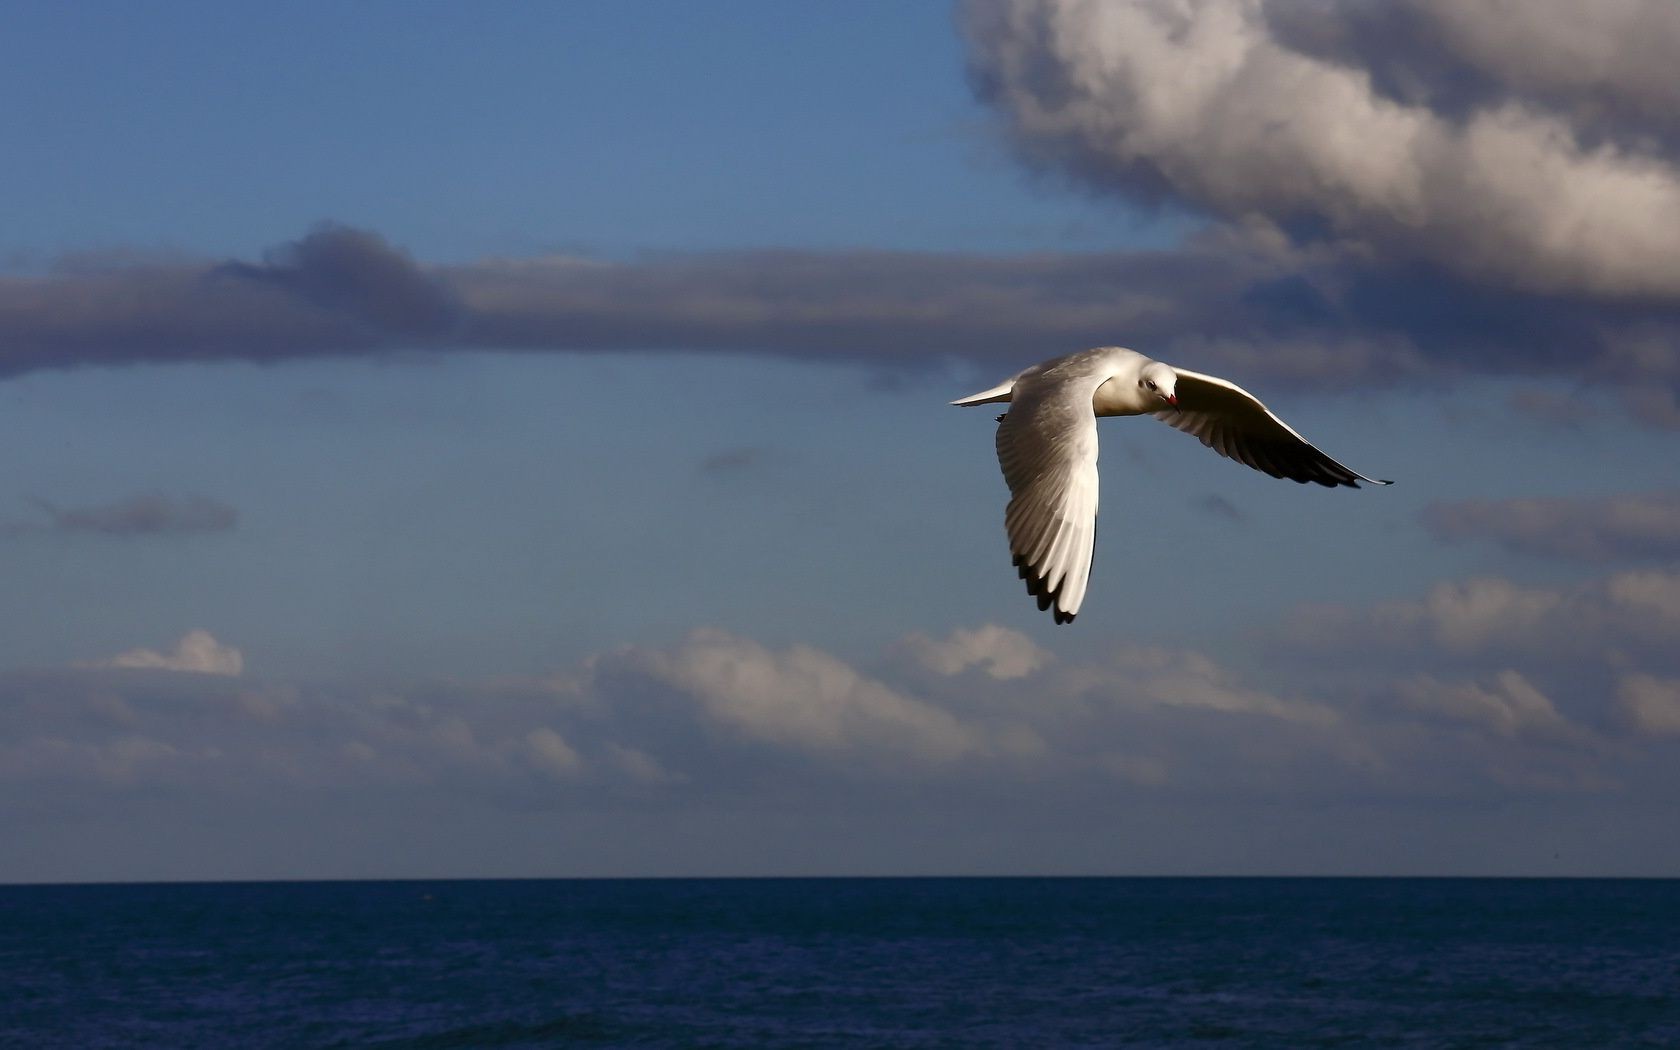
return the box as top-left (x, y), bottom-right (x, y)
top-left (953, 346), bottom-right (1389, 624)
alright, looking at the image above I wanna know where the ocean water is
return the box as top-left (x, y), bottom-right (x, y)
top-left (3, 878), bottom-right (1678, 1048)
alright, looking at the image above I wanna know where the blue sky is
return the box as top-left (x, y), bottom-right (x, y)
top-left (5, 0), bottom-right (1680, 882)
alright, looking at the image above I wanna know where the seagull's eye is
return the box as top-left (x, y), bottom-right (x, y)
top-left (1145, 380), bottom-right (1157, 391)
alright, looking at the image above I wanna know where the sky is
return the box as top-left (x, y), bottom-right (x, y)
top-left (4, 0), bottom-right (1680, 882)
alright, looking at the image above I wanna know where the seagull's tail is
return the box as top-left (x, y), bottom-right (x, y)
top-left (950, 379), bottom-right (1016, 407)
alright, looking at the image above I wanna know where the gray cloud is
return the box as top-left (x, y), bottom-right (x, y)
top-left (0, 5), bottom-right (1674, 412)
top-left (1618, 673), bottom-right (1680, 736)
top-left (11, 493), bottom-right (238, 538)
top-left (963, 0), bottom-right (1680, 299)
top-left (3, 219), bottom-right (1680, 411)
top-left (1270, 567), bottom-right (1680, 703)
top-left (0, 227), bottom-right (1334, 381)
top-left (214, 223), bottom-right (458, 339)
top-left (3, 621), bottom-right (1662, 806)
top-left (1266, 0), bottom-right (1680, 148)
top-left (7, 618), bottom-right (1680, 877)
top-left (1422, 491), bottom-right (1680, 561)
top-left (14, 7), bottom-right (1680, 415)
top-left (959, 0), bottom-right (1680, 414)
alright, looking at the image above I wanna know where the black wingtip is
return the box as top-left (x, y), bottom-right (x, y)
top-left (1014, 551), bottom-right (1077, 624)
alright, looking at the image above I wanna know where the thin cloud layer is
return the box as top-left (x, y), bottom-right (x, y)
top-left (2, 225), bottom-right (1376, 384)
top-left (1275, 569), bottom-right (1680, 667)
top-left (1422, 490), bottom-right (1680, 561)
top-left (1269, 561), bottom-right (1680, 779)
top-left (4, 620), bottom-right (1668, 807)
top-left (0, 220), bottom-right (1677, 405)
top-left (7, 614), bottom-right (1680, 877)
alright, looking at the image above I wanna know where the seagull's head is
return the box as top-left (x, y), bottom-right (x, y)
top-left (1139, 363), bottom-right (1179, 409)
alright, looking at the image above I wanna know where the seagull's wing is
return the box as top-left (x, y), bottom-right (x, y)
top-left (995, 367), bottom-right (1107, 624)
top-left (1153, 368), bottom-right (1391, 489)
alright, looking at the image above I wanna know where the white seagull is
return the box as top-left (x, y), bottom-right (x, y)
top-left (954, 346), bottom-right (1390, 624)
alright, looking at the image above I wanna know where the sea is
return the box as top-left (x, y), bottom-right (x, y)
top-left (3, 877), bottom-right (1678, 1048)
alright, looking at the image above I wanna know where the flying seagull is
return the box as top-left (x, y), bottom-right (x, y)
top-left (953, 346), bottom-right (1390, 624)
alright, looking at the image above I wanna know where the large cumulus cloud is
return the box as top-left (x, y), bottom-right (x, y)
top-left (962, 0), bottom-right (1680, 406)
top-left (963, 0), bottom-right (1680, 299)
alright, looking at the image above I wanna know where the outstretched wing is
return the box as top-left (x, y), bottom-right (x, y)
top-left (995, 368), bottom-right (1107, 624)
top-left (1154, 368), bottom-right (1390, 488)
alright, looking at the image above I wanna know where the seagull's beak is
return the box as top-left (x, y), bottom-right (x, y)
top-left (1165, 393), bottom-right (1179, 408)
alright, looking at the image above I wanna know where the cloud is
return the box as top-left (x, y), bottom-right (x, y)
top-left (0, 625), bottom-right (1370, 800)
top-left (214, 223), bottom-right (458, 339)
top-left (594, 628), bottom-right (988, 766)
top-left (10, 612), bottom-right (1680, 875)
top-left (521, 727), bottom-right (583, 780)
top-left (899, 624), bottom-right (1051, 679)
top-left (1265, 0), bottom-right (1680, 145)
top-left (1263, 561), bottom-right (1680, 789)
top-left (1400, 670), bottom-right (1571, 738)
top-left (7, 493), bottom-right (238, 538)
top-left (962, 0), bottom-right (1680, 299)
top-left (0, 206), bottom-right (1676, 428)
top-left (90, 630), bottom-right (244, 677)
top-left (1617, 673), bottom-right (1680, 736)
top-left (0, 226), bottom-right (1349, 383)
top-left (1275, 569), bottom-right (1680, 667)
top-left (1422, 491), bottom-right (1680, 561)
top-left (0, 7), bottom-right (1676, 410)
top-left (0, 219), bottom-right (1676, 405)
top-left (960, 0), bottom-right (1680, 413)
top-left (1084, 644), bottom-right (1338, 727)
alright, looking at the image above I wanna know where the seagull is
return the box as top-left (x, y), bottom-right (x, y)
top-left (953, 346), bottom-right (1390, 624)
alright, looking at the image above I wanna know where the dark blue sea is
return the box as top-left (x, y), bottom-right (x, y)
top-left (3, 878), bottom-right (1678, 1048)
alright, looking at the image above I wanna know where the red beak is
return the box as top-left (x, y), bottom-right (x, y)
top-left (1166, 394), bottom-right (1179, 407)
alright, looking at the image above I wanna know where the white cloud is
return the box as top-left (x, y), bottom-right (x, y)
top-left (1606, 569), bottom-right (1680, 627)
top-left (621, 628), bottom-right (985, 764)
top-left (94, 629), bottom-right (244, 677)
top-left (603, 744), bottom-right (684, 785)
top-left (1423, 578), bottom-right (1565, 654)
top-left (1278, 569), bottom-right (1680, 663)
top-left (1618, 673), bottom-right (1680, 736)
top-left (1091, 645), bottom-right (1338, 726)
top-left (900, 624), bottom-right (1051, 680)
top-left (523, 727), bottom-right (583, 779)
top-left (11, 613), bottom-right (1679, 815)
top-left (1422, 491), bottom-right (1680, 561)
top-left (1401, 670), bottom-right (1571, 737)
top-left (963, 0), bottom-right (1680, 298)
